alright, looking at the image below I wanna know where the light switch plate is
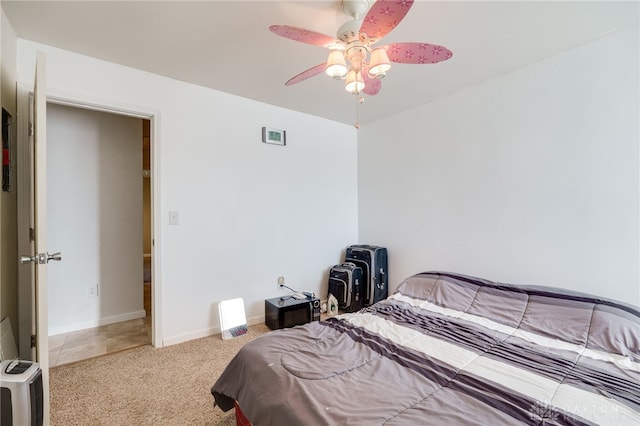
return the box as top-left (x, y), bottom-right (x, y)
top-left (169, 210), bottom-right (179, 225)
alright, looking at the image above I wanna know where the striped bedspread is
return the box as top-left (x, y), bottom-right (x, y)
top-left (212, 272), bottom-right (640, 425)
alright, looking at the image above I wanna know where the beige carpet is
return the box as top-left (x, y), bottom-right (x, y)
top-left (50, 323), bottom-right (270, 426)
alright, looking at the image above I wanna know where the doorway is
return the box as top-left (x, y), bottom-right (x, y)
top-left (44, 104), bottom-right (153, 366)
top-left (142, 119), bottom-right (152, 327)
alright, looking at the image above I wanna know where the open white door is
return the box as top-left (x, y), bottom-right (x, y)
top-left (34, 50), bottom-right (52, 426)
top-left (16, 85), bottom-right (35, 361)
top-left (19, 51), bottom-right (58, 425)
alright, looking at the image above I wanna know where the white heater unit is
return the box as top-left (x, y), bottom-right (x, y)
top-left (0, 360), bottom-right (43, 426)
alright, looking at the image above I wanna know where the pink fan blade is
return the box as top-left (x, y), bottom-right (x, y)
top-left (381, 42), bottom-right (453, 64)
top-left (362, 66), bottom-right (382, 96)
top-left (285, 63), bottom-right (327, 86)
top-left (363, 79), bottom-right (382, 96)
top-left (360, 0), bottom-right (415, 42)
top-left (270, 25), bottom-right (342, 49)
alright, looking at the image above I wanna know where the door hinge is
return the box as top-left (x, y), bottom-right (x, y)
top-left (29, 227), bottom-right (35, 242)
top-left (31, 334), bottom-right (36, 348)
top-left (28, 122), bottom-right (34, 137)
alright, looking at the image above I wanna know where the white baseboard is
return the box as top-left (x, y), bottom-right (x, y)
top-left (49, 310), bottom-right (147, 336)
top-left (162, 314), bottom-right (264, 347)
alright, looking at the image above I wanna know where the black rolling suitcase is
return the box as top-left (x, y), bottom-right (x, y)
top-left (345, 245), bottom-right (388, 306)
top-left (328, 263), bottom-right (364, 312)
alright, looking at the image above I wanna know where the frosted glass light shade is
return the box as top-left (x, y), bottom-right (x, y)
top-left (368, 48), bottom-right (391, 78)
top-left (325, 50), bottom-right (348, 79)
top-left (345, 70), bottom-right (365, 94)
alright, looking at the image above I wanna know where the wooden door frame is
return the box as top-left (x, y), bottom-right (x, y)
top-left (17, 87), bottom-right (164, 349)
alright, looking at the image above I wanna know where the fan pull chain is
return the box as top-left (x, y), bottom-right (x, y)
top-left (354, 93), bottom-right (365, 129)
top-left (354, 94), bottom-right (360, 129)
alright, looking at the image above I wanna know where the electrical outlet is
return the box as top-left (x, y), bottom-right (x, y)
top-left (277, 276), bottom-right (285, 285)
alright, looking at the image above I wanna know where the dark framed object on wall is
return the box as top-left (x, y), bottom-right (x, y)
top-left (2, 109), bottom-right (12, 192)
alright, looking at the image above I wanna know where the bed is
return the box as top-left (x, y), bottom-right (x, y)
top-left (211, 272), bottom-right (640, 425)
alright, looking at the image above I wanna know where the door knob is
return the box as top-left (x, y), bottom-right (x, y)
top-left (47, 252), bottom-right (62, 262)
top-left (20, 255), bottom-right (36, 264)
top-left (19, 252), bottom-right (62, 264)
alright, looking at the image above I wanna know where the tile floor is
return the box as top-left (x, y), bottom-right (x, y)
top-left (48, 316), bottom-right (152, 368)
top-left (49, 283), bottom-right (152, 367)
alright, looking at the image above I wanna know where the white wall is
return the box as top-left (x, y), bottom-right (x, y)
top-left (16, 40), bottom-right (358, 345)
top-left (358, 25), bottom-right (639, 307)
top-left (47, 103), bottom-right (144, 335)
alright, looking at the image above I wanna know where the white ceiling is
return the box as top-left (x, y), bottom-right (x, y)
top-left (2, 1), bottom-right (638, 126)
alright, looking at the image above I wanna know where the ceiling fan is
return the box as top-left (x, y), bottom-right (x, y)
top-left (269, 0), bottom-right (453, 98)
